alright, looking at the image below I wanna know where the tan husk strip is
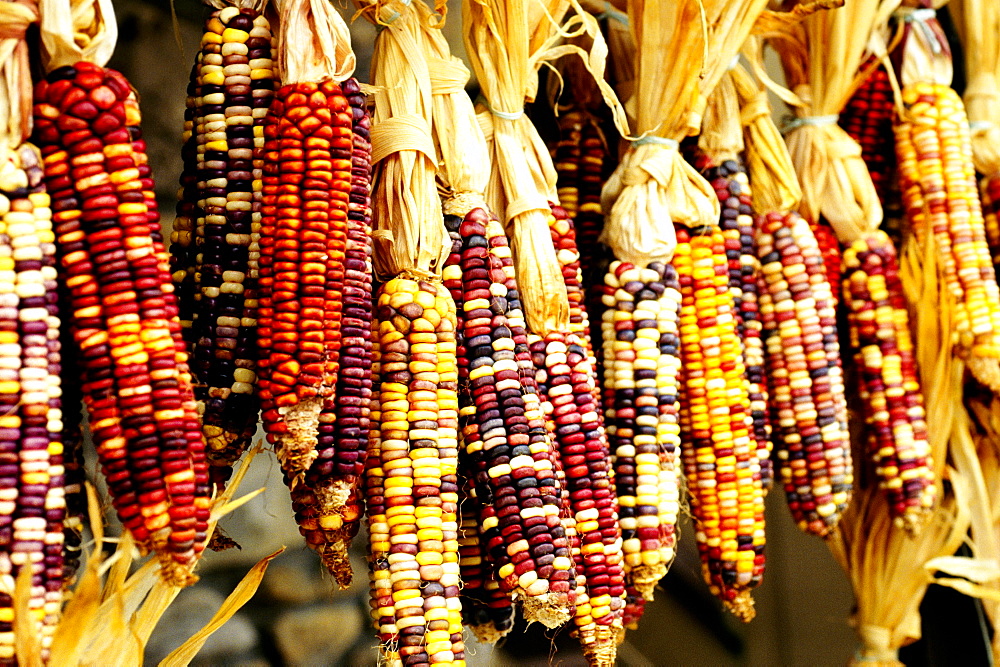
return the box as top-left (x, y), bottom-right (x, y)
top-left (950, 0), bottom-right (1000, 178)
top-left (276, 0), bottom-right (355, 85)
top-left (731, 63), bottom-right (802, 213)
top-left (360, 0), bottom-right (448, 279)
top-left (768, 0), bottom-right (893, 243)
top-left (0, 0), bottom-right (38, 146)
top-left (599, 0), bottom-right (769, 269)
top-left (698, 71), bottom-right (743, 164)
top-left (463, 0), bottom-right (622, 335)
top-left (38, 0), bottom-right (117, 71)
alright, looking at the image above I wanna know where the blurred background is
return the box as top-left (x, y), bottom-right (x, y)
top-left (97, 1), bottom-right (990, 664)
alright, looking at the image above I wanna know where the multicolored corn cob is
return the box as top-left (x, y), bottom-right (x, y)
top-left (982, 175), bottom-right (1000, 276)
top-left (530, 328), bottom-right (624, 665)
top-left (455, 468), bottom-right (515, 642)
top-left (701, 158), bottom-right (773, 493)
top-left (0, 145), bottom-right (63, 661)
top-left (170, 7), bottom-right (274, 481)
top-left (549, 204), bottom-right (596, 368)
top-left (842, 231), bottom-right (935, 533)
top-left (895, 83), bottom-right (1000, 391)
top-left (601, 260), bottom-right (680, 601)
top-left (33, 62), bottom-right (212, 584)
top-left (289, 77), bottom-right (374, 586)
top-left (373, 277), bottom-right (464, 667)
top-left (674, 224), bottom-right (765, 621)
top-left (839, 64), bottom-right (896, 206)
top-left (443, 209), bottom-right (575, 626)
top-left (810, 221), bottom-right (842, 306)
top-left (755, 211), bottom-right (852, 536)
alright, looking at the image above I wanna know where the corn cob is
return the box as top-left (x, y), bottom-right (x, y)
top-left (839, 64), bottom-right (896, 207)
top-left (701, 158), bottom-right (773, 493)
top-left (622, 583), bottom-right (646, 630)
top-left (755, 211), bottom-right (852, 536)
top-left (287, 78), bottom-right (374, 586)
top-left (809, 221), bottom-right (842, 307)
top-left (443, 209), bottom-right (575, 625)
top-left (601, 260), bottom-right (681, 601)
top-left (673, 224), bottom-right (765, 620)
top-left (170, 8), bottom-right (274, 479)
top-left (456, 467), bottom-right (515, 642)
top-left (0, 146), bottom-right (63, 661)
top-left (374, 277), bottom-right (464, 667)
top-left (895, 83), bottom-right (1000, 390)
top-left (842, 231), bottom-right (935, 533)
top-left (530, 328), bottom-right (624, 664)
top-left (549, 204), bottom-right (596, 367)
top-left (33, 63), bottom-right (211, 583)
top-left (982, 175), bottom-right (1000, 276)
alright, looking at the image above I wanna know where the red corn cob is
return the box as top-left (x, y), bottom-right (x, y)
top-left (839, 64), bottom-right (896, 206)
top-left (33, 63), bottom-right (211, 584)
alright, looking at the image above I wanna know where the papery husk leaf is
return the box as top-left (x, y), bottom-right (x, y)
top-left (731, 63), bottom-right (801, 212)
top-left (950, 0), bottom-right (1000, 177)
top-left (462, 0), bottom-right (568, 333)
top-left (926, 556), bottom-right (1000, 584)
top-left (698, 71), bottom-right (744, 163)
top-left (277, 0), bottom-right (355, 84)
top-left (751, 0), bottom-right (843, 36)
top-left (39, 0), bottom-right (117, 71)
top-left (363, 0), bottom-right (448, 279)
top-left (600, 0), bottom-right (767, 268)
top-left (416, 0), bottom-right (490, 215)
top-left (159, 548), bottom-right (284, 667)
top-left (769, 0), bottom-right (892, 243)
top-left (13, 564), bottom-right (43, 667)
top-left (0, 1), bottom-right (38, 146)
top-left (894, 2), bottom-right (951, 88)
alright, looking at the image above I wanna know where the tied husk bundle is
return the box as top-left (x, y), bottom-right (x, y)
top-left (767, 0), bottom-right (895, 244)
top-left (599, 0), bottom-right (769, 270)
top-left (698, 69), bottom-right (744, 165)
top-left (731, 63), bottom-right (802, 213)
top-left (38, 0), bottom-right (116, 72)
top-left (0, 0), bottom-right (38, 147)
top-left (950, 1), bottom-right (1000, 179)
top-left (414, 0), bottom-right (490, 217)
top-left (360, 0), bottom-right (449, 279)
top-left (463, 0), bottom-right (623, 336)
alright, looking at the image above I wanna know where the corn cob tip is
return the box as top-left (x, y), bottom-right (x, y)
top-left (274, 398), bottom-right (323, 483)
top-left (157, 555), bottom-right (199, 588)
top-left (580, 625), bottom-right (619, 667)
top-left (468, 619), bottom-right (513, 645)
top-left (724, 591), bottom-right (756, 622)
top-left (629, 564), bottom-right (668, 602)
top-left (520, 591), bottom-right (574, 629)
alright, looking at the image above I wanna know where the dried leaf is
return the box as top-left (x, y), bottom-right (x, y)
top-left (159, 548), bottom-right (284, 666)
top-left (698, 71), bottom-right (744, 163)
top-left (39, 0), bottom-right (117, 71)
top-left (277, 0), bottom-right (355, 84)
top-left (13, 563), bottom-right (43, 667)
top-left (950, 0), bottom-right (1000, 177)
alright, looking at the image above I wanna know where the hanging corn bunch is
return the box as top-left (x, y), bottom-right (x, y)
top-left (415, 2), bottom-right (577, 631)
top-left (598, 0), bottom-right (771, 622)
top-left (731, 60), bottom-right (853, 538)
top-left (256, 0), bottom-right (372, 586)
top-left (169, 2), bottom-right (275, 488)
top-left (353, 1), bottom-right (464, 664)
top-left (33, 0), bottom-right (211, 585)
top-left (465, 0), bottom-right (631, 660)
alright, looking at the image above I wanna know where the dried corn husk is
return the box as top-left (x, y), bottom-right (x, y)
top-left (950, 0), bottom-right (1000, 178)
top-left (731, 63), bottom-right (802, 213)
top-left (277, 0), bottom-right (355, 84)
top-left (698, 70), bottom-right (744, 164)
top-left (464, 0), bottom-right (623, 335)
top-left (599, 0), bottom-right (769, 270)
top-left (38, 0), bottom-right (116, 71)
top-left (415, 1), bottom-right (489, 216)
top-left (0, 0), bottom-right (38, 146)
top-left (768, 0), bottom-right (896, 243)
top-left (358, 0), bottom-right (448, 279)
